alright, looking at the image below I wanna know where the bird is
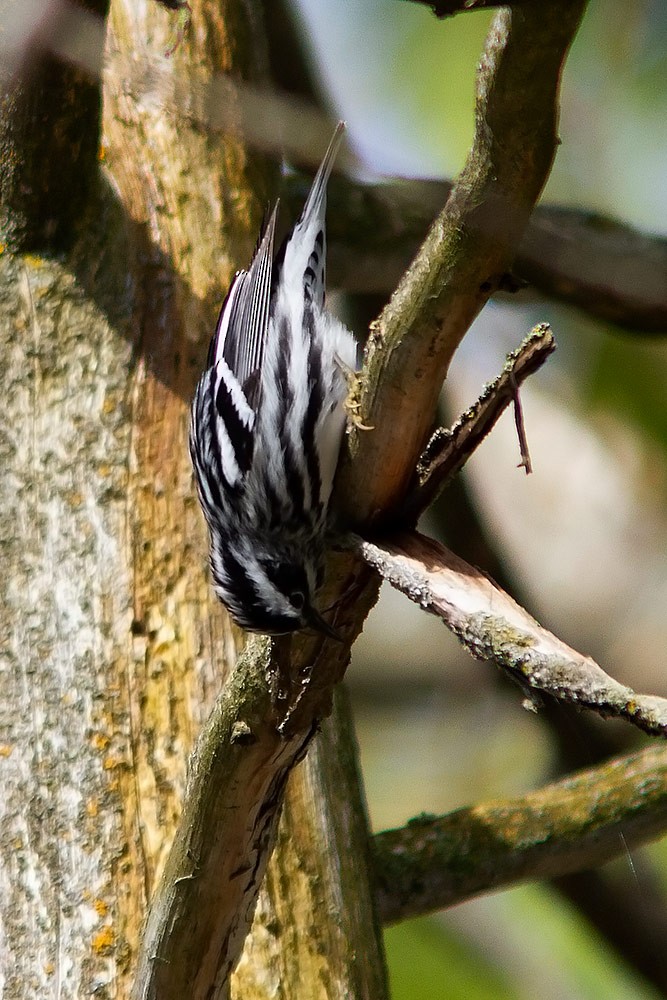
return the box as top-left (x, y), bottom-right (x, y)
top-left (189, 122), bottom-right (357, 638)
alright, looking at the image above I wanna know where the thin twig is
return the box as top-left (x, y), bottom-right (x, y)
top-left (510, 372), bottom-right (532, 473)
top-left (398, 324), bottom-right (554, 524)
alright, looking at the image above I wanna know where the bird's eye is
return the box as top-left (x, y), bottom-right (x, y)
top-left (290, 590), bottom-right (306, 611)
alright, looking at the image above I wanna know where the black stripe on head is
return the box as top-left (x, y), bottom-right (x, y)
top-left (214, 547), bottom-right (300, 634)
top-left (211, 543), bottom-right (259, 618)
top-left (263, 562), bottom-right (310, 606)
top-left (215, 371), bottom-right (253, 475)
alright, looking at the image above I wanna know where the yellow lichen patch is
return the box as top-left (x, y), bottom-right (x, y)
top-left (153, 622), bottom-right (176, 653)
top-left (102, 395), bottom-right (116, 415)
top-left (0, 744), bottom-right (13, 757)
top-left (91, 731), bottom-right (111, 752)
top-left (44, 962), bottom-right (55, 976)
top-left (67, 491), bottom-right (84, 509)
top-left (93, 898), bottom-right (109, 918)
top-left (102, 755), bottom-right (124, 771)
top-left (23, 254), bottom-right (45, 269)
top-left (86, 798), bottom-right (99, 818)
top-left (92, 925), bottom-right (115, 955)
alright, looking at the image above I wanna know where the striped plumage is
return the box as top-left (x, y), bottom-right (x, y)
top-left (189, 123), bottom-right (356, 637)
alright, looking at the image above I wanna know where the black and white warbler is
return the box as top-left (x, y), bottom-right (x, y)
top-left (189, 122), bottom-right (356, 638)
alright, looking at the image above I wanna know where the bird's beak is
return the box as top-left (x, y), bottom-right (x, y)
top-left (306, 605), bottom-right (343, 642)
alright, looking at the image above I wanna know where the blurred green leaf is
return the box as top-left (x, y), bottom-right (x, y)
top-left (385, 916), bottom-right (519, 1000)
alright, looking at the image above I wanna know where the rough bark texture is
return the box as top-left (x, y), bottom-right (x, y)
top-left (0, 242), bottom-right (137, 999)
top-left (0, 0), bottom-right (265, 995)
top-left (130, 4), bottom-right (590, 994)
top-left (1, 3), bottom-right (389, 998)
top-left (357, 531), bottom-right (667, 738)
top-left (373, 744), bottom-right (667, 923)
top-left (0, 0), bottom-right (110, 251)
top-left (131, 552), bottom-right (384, 1000)
top-left (233, 688), bottom-right (388, 1000)
top-left (8, 2), bottom-right (662, 999)
top-left (337, 3), bottom-right (588, 525)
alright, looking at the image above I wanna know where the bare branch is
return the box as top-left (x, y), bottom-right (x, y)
top-left (373, 744), bottom-right (667, 923)
top-left (404, 0), bottom-right (514, 17)
top-left (132, 637), bottom-right (310, 1000)
top-left (336, 3), bottom-right (587, 526)
top-left (133, 9), bottom-right (587, 983)
top-left (399, 323), bottom-right (555, 524)
top-left (356, 531), bottom-right (667, 739)
top-left (11, 4), bottom-right (663, 332)
top-left (316, 176), bottom-right (667, 333)
top-left (13, 4), bottom-right (659, 335)
top-left (131, 552), bottom-right (381, 1000)
top-left (233, 688), bottom-right (389, 1000)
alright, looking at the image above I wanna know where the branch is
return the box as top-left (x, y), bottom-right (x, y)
top-left (131, 638), bottom-right (303, 1000)
top-left (11, 4), bottom-right (662, 335)
top-left (232, 688), bottom-right (388, 999)
top-left (131, 552), bottom-right (381, 1000)
top-left (126, 6), bottom-right (588, 994)
top-left (373, 744), bottom-right (667, 924)
top-left (318, 176), bottom-right (667, 333)
top-left (356, 531), bottom-right (667, 739)
top-left (404, 0), bottom-right (512, 17)
top-left (399, 323), bottom-right (555, 524)
top-left (14, 4), bottom-right (652, 337)
top-left (518, 204), bottom-right (667, 333)
top-left (336, 3), bottom-right (587, 525)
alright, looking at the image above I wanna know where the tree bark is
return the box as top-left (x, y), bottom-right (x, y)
top-left (1, 2), bottom-right (390, 997)
top-left (233, 688), bottom-right (388, 1000)
top-left (337, 3), bottom-right (588, 525)
top-left (0, 0), bottom-right (267, 995)
top-left (0, 0), bottom-right (109, 251)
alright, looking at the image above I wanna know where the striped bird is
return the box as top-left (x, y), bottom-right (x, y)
top-left (189, 123), bottom-right (356, 637)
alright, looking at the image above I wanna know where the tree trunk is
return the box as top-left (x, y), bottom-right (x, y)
top-left (0, 0), bottom-right (263, 995)
top-left (0, 2), bottom-right (389, 996)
